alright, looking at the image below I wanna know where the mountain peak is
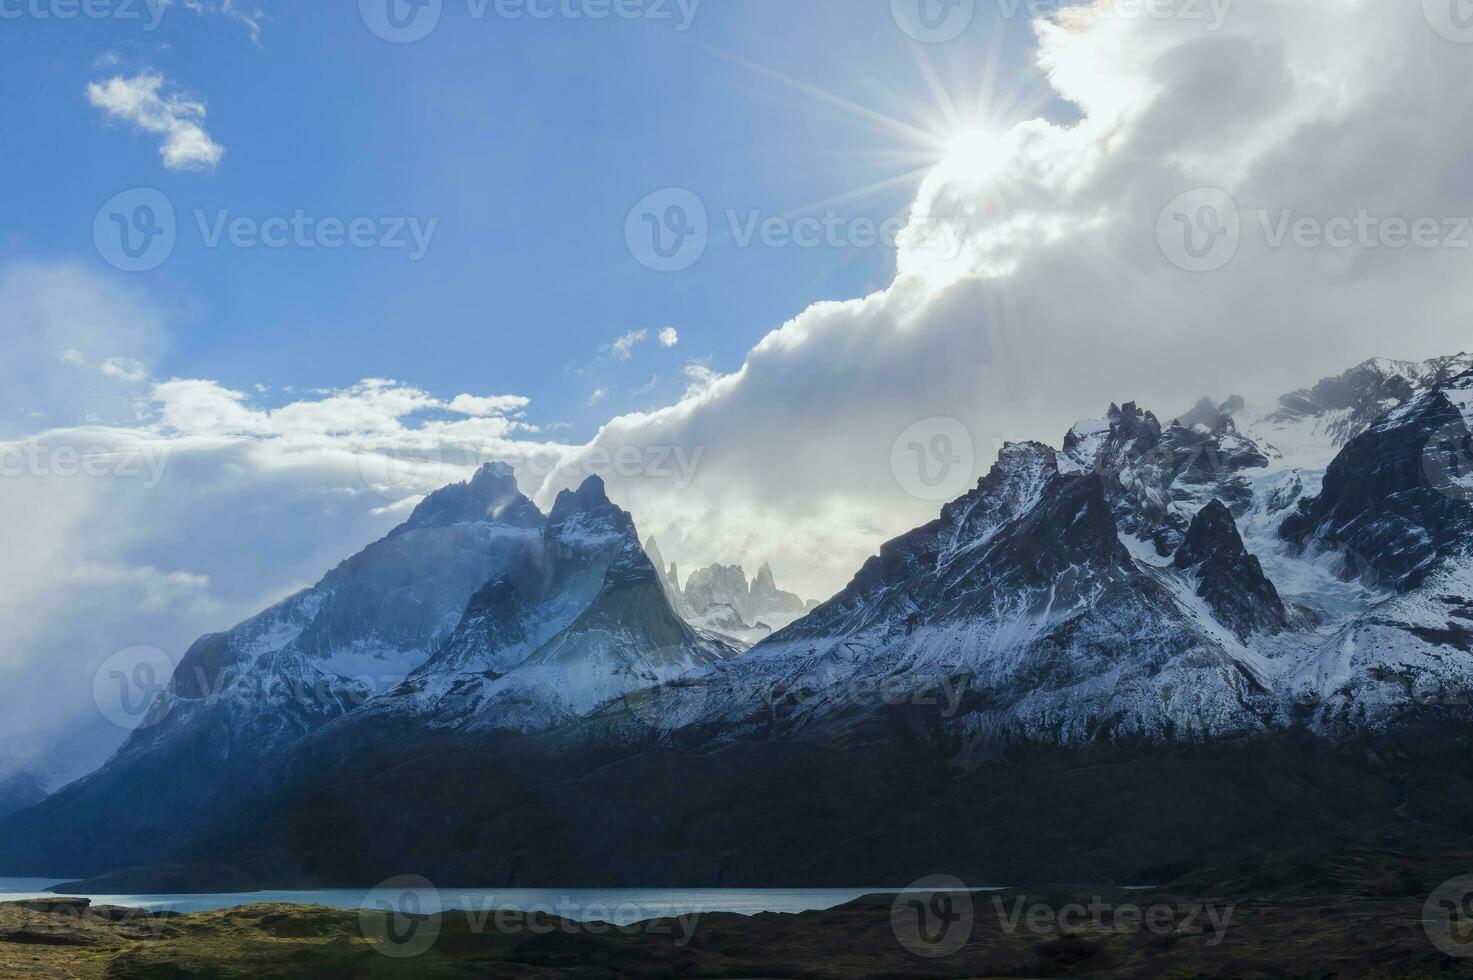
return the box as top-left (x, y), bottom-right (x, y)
top-left (398, 463), bottom-right (543, 535)
top-left (548, 476), bottom-right (614, 522)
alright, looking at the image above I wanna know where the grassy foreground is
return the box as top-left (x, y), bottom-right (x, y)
top-left (5, 850), bottom-right (1473, 978)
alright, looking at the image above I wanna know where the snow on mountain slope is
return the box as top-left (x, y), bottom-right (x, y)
top-left (324, 476), bottom-right (737, 734)
top-left (105, 464), bottom-right (550, 770)
top-left (606, 360), bottom-right (1473, 747)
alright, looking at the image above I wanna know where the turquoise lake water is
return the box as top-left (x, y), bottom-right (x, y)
top-left (0, 879), bottom-right (936, 925)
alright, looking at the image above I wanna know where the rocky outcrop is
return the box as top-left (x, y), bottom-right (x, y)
top-left (1174, 500), bottom-right (1290, 641)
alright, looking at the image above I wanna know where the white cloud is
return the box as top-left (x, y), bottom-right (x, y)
top-left (448, 394), bottom-right (531, 418)
top-left (86, 71), bottom-right (224, 172)
top-left (177, 0), bottom-right (266, 44)
top-left (0, 262), bottom-right (167, 438)
top-left (659, 327), bottom-right (680, 348)
top-left (589, 387), bottom-right (608, 405)
top-left (14, 0), bottom-right (1473, 777)
top-left (606, 329), bottom-right (649, 362)
top-left (534, 0), bottom-right (1473, 599)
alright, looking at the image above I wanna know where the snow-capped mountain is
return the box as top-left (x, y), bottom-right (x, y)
top-left (0, 760), bottom-right (47, 820)
top-left (4, 352), bottom-right (1472, 887)
top-left (336, 477), bottom-right (737, 733)
top-left (642, 543), bottom-right (817, 646)
top-left (596, 354), bottom-right (1473, 747)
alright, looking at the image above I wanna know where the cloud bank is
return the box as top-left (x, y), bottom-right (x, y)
top-left (9, 0), bottom-right (1473, 778)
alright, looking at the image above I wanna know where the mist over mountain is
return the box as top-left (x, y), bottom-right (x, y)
top-left (4, 351), bottom-right (1472, 888)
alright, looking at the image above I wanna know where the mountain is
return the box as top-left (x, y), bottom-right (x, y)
top-left (643, 548), bottom-right (816, 645)
top-left (5, 353), bottom-right (1473, 888)
top-left (0, 471), bottom-right (733, 876)
top-left (343, 477), bottom-right (737, 733)
top-left (0, 763), bottom-right (47, 820)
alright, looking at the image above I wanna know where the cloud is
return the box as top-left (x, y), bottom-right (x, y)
top-left (86, 71), bottom-right (224, 172)
top-left (659, 327), bottom-right (680, 348)
top-left (0, 266), bottom-right (565, 780)
top-left (176, 0), bottom-right (266, 44)
top-left (0, 262), bottom-right (167, 438)
top-left (15, 0), bottom-right (1473, 779)
top-left (589, 387), bottom-right (608, 405)
top-left (448, 394), bottom-right (531, 418)
top-left (532, 0), bottom-right (1473, 600)
top-left (606, 329), bottom-right (649, 362)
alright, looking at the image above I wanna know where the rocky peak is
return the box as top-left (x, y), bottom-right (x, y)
top-left (1281, 377), bottom-right (1473, 590)
top-left (1174, 500), bottom-right (1290, 642)
top-left (398, 462), bottom-right (544, 535)
top-left (1268, 353), bottom-right (1473, 448)
top-left (548, 475), bottom-right (616, 523)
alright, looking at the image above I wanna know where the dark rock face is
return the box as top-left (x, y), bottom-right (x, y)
top-left (1175, 500), bottom-right (1290, 641)
top-left (1281, 376), bottom-right (1473, 591)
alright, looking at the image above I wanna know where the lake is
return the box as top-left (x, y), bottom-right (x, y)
top-left (0, 879), bottom-right (933, 925)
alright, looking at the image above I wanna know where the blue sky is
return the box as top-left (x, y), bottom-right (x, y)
top-left (1, 0), bottom-right (1059, 435)
top-left (8, 0), bottom-right (1472, 781)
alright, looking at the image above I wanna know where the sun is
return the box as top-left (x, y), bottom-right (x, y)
top-left (939, 127), bottom-right (1006, 180)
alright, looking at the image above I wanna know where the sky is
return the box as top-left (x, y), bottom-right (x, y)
top-left (5, 0), bottom-right (1473, 781)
